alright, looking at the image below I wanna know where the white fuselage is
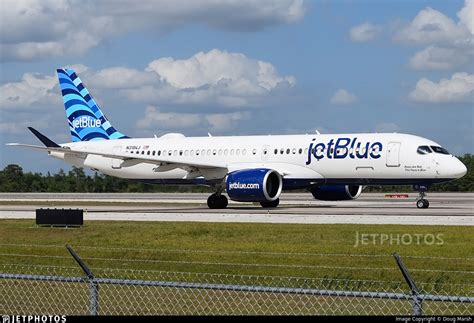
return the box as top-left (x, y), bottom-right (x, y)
top-left (48, 132), bottom-right (467, 189)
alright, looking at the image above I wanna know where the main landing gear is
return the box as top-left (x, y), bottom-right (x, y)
top-left (414, 185), bottom-right (430, 209)
top-left (207, 193), bottom-right (228, 209)
top-left (260, 199), bottom-right (280, 208)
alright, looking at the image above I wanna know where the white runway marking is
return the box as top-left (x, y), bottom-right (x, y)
top-left (0, 193), bottom-right (472, 226)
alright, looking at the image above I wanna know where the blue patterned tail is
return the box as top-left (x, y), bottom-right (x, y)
top-left (57, 68), bottom-right (129, 142)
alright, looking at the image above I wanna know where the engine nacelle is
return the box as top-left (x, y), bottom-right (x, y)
top-left (310, 185), bottom-right (362, 201)
top-left (226, 168), bottom-right (283, 202)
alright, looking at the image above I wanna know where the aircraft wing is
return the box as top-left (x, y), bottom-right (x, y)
top-left (82, 147), bottom-right (228, 170)
top-left (6, 142), bottom-right (227, 170)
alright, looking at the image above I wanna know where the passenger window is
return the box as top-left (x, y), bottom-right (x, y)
top-left (141, 151), bottom-right (145, 155)
top-left (252, 149), bottom-right (257, 155)
top-left (236, 149), bottom-right (241, 155)
top-left (208, 149), bottom-right (212, 155)
top-left (242, 149), bottom-right (247, 155)
top-left (190, 150), bottom-right (194, 156)
top-left (263, 149), bottom-right (268, 155)
top-left (202, 149), bottom-right (205, 156)
top-left (224, 149), bottom-right (228, 155)
top-left (218, 149), bottom-right (223, 156)
top-left (299, 148), bottom-right (302, 154)
top-left (280, 148), bottom-right (284, 154)
top-left (274, 149), bottom-right (278, 154)
top-left (213, 149), bottom-right (217, 156)
top-left (230, 149), bottom-right (234, 155)
top-left (292, 148), bottom-right (296, 154)
top-left (417, 146), bottom-right (432, 155)
top-left (147, 151), bottom-right (151, 155)
top-left (196, 150), bottom-right (200, 156)
top-left (184, 150), bottom-right (189, 156)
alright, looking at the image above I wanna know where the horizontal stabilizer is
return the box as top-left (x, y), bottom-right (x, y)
top-left (27, 127), bottom-right (60, 148)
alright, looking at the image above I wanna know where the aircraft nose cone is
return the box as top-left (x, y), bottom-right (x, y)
top-left (454, 159), bottom-right (467, 178)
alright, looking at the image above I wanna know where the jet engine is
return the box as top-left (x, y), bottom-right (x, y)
top-left (226, 168), bottom-right (282, 202)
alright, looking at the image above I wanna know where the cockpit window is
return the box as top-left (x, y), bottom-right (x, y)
top-left (430, 146), bottom-right (450, 155)
top-left (417, 146), bottom-right (432, 155)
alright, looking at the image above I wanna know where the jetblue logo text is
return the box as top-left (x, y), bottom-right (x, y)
top-left (228, 182), bottom-right (260, 190)
top-left (306, 137), bottom-right (383, 165)
top-left (72, 116), bottom-right (101, 130)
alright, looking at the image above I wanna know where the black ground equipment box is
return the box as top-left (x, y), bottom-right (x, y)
top-left (36, 208), bottom-right (83, 227)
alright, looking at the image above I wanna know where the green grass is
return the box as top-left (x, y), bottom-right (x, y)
top-left (1, 220), bottom-right (472, 315)
top-left (0, 220), bottom-right (472, 286)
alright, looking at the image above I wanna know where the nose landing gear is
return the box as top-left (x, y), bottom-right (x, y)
top-left (414, 185), bottom-right (430, 209)
top-left (416, 195), bottom-right (429, 209)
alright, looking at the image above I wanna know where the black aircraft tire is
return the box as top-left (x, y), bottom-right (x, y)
top-left (260, 198), bottom-right (280, 208)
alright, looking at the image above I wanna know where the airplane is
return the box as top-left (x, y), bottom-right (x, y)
top-left (7, 68), bottom-right (467, 209)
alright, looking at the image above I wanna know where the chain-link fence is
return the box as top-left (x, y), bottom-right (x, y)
top-left (1, 250), bottom-right (473, 316)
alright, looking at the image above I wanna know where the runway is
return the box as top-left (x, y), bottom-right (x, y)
top-left (0, 192), bottom-right (472, 226)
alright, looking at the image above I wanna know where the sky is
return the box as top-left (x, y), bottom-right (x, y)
top-left (0, 0), bottom-right (473, 173)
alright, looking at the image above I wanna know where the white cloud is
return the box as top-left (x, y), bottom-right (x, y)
top-left (395, 7), bottom-right (468, 45)
top-left (0, 119), bottom-right (49, 135)
top-left (90, 67), bottom-right (158, 89)
top-left (355, 1), bottom-right (473, 71)
top-left (133, 49), bottom-right (296, 107)
top-left (136, 106), bottom-right (251, 132)
top-left (330, 89), bottom-right (358, 105)
top-left (396, 1), bottom-right (474, 71)
top-left (457, 0), bottom-right (474, 34)
top-left (136, 106), bottom-right (202, 129)
top-left (0, 49), bottom-right (292, 136)
top-left (146, 49), bottom-right (296, 92)
top-left (409, 46), bottom-right (470, 70)
top-left (0, 49), bottom-right (295, 110)
top-left (205, 112), bottom-right (251, 131)
top-left (0, 0), bottom-right (112, 61)
top-left (0, 0), bottom-right (306, 61)
top-left (349, 23), bottom-right (383, 42)
top-left (410, 72), bottom-right (474, 103)
top-left (0, 72), bottom-right (58, 110)
top-left (375, 123), bottom-right (401, 133)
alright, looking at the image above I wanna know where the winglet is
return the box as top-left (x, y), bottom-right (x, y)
top-left (27, 127), bottom-right (60, 148)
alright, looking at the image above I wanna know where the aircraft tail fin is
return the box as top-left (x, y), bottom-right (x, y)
top-left (56, 68), bottom-right (129, 142)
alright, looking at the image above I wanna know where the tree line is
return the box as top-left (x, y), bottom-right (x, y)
top-left (0, 154), bottom-right (472, 192)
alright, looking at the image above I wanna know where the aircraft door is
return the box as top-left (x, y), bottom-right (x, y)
top-left (111, 146), bottom-right (122, 169)
top-left (386, 142), bottom-right (401, 167)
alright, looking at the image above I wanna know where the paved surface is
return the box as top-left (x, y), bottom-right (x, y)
top-left (0, 192), bottom-right (472, 226)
